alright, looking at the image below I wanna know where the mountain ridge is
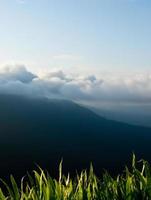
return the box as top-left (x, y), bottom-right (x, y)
top-left (0, 94), bottom-right (150, 179)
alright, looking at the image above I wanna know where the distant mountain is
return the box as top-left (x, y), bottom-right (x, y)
top-left (0, 94), bottom-right (151, 179)
top-left (87, 104), bottom-right (151, 128)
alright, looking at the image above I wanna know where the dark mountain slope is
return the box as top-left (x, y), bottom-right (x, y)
top-left (0, 94), bottom-right (150, 179)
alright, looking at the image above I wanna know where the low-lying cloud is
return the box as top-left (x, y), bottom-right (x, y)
top-left (0, 65), bottom-right (151, 104)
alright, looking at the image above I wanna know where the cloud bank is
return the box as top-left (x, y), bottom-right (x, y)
top-left (0, 65), bottom-right (151, 104)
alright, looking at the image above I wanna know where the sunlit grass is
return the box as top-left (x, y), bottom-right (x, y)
top-left (0, 154), bottom-right (151, 199)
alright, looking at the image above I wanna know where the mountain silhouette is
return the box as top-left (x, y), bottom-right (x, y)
top-left (0, 94), bottom-right (150, 179)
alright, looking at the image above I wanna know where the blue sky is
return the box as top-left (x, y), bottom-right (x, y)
top-left (0, 0), bottom-right (151, 73)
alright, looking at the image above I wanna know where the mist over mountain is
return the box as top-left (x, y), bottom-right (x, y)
top-left (0, 65), bottom-right (151, 105)
top-left (0, 94), bottom-right (151, 179)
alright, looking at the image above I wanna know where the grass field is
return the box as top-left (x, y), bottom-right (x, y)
top-left (0, 155), bottom-right (151, 200)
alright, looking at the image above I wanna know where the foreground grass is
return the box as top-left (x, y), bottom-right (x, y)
top-left (0, 155), bottom-right (151, 199)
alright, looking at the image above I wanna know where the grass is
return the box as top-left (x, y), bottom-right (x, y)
top-left (0, 155), bottom-right (151, 199)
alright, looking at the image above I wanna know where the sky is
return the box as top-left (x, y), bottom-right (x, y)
top-left (0, 0), bottom-right (151, 74)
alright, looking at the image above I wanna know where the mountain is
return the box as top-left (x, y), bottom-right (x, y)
top-left (0, 94), bottom-right (151, 179)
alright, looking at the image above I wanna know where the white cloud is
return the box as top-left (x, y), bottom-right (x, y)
top-left (0, 65), bottom-right (37, 83)
top-left (0, 64), bottom-right (151, 104)
top-left (52, 54), bottom-right (80, 61)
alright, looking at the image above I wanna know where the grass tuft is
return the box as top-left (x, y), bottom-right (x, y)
top-left (0, 155), bottom-right (151, 199)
